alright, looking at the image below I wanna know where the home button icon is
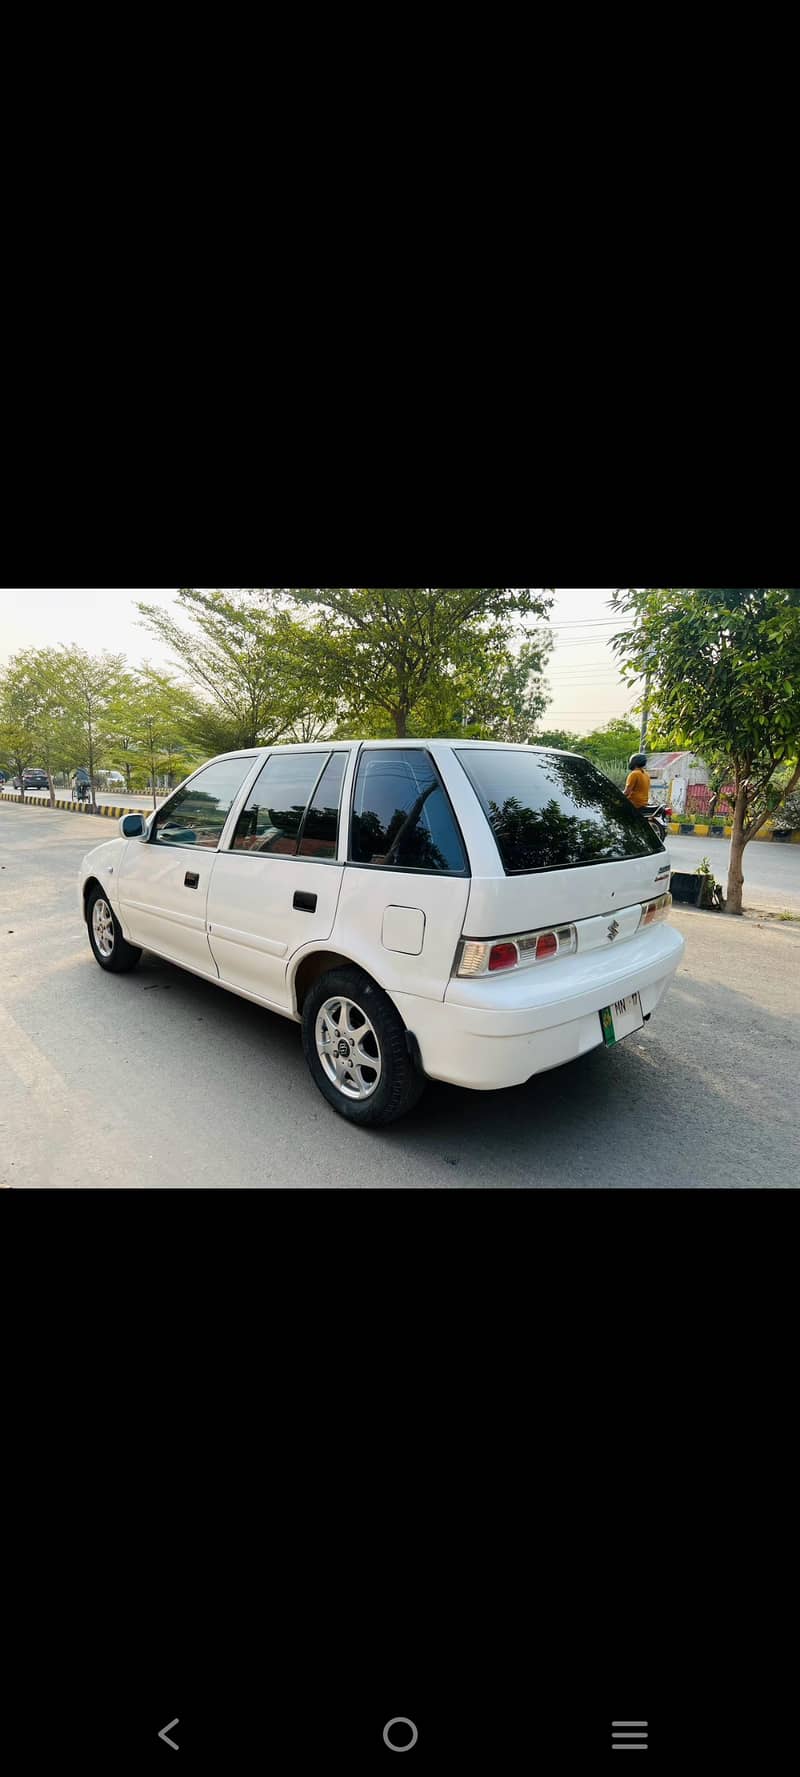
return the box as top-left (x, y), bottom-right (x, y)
top-left (383, 1717), bottom-right (418, 1752)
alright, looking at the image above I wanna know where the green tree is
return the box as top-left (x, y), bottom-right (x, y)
top-left (28, 649), bottom-right (79, 803)
top-left (0, 653), bottom-right (42, 796)
top-left (0, 648), bottom-right (80, 801)
top-left (136, 589), bottom-right (330, 748)
top-left (534, 728), bottom-right (583, 752)
top-left (106, 671), bottom-right (145, 793)
top-left (611, 588), bottom-right (800, 914)
top-left (574, 716), bottom-right (642, 760)
top-left (457, 634), bottom-right (554, 741)
top-left (58, 647), bottom-right (128, 812)
top-left (107, 669), bottom-right (202, 794)
top-left (285, 588), bottom-right (554, 738)
top-left (127, 671), bottom-right (204, 808)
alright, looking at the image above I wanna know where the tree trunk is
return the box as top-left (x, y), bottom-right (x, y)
top-left (47, 772), bottom-right (55, 808)
top-left (394, 708), bottom-right (408, 738)
top-left (87, 720), bottom-right (96, 812)
top-left (725, 785), bottom-right (748, 915)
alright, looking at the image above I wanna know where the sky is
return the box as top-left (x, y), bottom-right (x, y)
top-left (0, 587), bottom-right (636, 733)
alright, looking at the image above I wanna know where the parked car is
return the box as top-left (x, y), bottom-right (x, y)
top-left (77, 742), bottom-right (684, 1126)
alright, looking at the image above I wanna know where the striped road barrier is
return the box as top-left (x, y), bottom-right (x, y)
top-left (667, 821), bottom-right (799, 843)
top-left (0, 792), bottom-right (145, 818)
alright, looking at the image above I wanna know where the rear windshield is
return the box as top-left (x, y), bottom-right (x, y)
top-left (457, 749), bottom-right (664, 874)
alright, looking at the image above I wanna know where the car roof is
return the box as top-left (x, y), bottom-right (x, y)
top-left (214, 740), bottom-right (575, 758)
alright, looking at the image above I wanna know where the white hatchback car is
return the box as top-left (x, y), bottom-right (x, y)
top-left (78, 741), bottom-right (684, 1125)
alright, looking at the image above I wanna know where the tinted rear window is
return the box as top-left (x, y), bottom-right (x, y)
top-left (351, 749), bottom-right (467, 873)
top-left (457, 749), bottom-right (664, 873)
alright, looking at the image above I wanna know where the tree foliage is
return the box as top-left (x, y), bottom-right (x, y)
top-left (611, 588), bottom-right (800, 913)
top-left (572, 717), bottom-right (642, 760)
top-left (107, 670), bottom-right (204, 799)
top-left (0, 648), bottom-right (80, 801)
top-left (534, 728), bottom-right (583, 752)
top-left (56, 647), bottom-right (128, 810)
top-left (283, 588), bottom-right (554, 738)
top-left (0, 652), bottom-right (43, 793)
top-left (136, 589), bottom-right (336, 749)
top-left (2, 590), bottom-right (558, 815)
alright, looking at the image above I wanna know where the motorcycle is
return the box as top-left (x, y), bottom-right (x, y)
top-left (643, 803), bottom-right (670, 844)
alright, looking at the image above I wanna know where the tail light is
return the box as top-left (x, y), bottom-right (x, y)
top-left (638, 892), bottom-right (672, 929)
top-left (487, 942), bottom-right (518, 972)
top-left (456, 924), bottom-right (577, 978)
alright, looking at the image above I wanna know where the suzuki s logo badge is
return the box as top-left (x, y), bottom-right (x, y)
top-left (607, 918), bottom-right (620, 942)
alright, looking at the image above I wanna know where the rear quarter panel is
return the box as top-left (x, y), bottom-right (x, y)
top-left (331, 867), bottom-right (470, 1001)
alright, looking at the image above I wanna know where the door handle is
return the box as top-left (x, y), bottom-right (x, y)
top-left (184, 871), bottom-right (199, 889)
top-left (293, 890), bottom-right (317, 913)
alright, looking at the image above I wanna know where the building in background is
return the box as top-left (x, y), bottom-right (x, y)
top-left (645, 751), bottom-right (711, 815)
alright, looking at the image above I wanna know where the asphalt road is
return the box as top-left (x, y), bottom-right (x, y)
top-left (2, 803), bottom-right (798, 1187)
top-left (666, 833), bottom-right (800, 913)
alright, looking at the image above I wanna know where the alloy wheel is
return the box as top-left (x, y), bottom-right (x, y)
top-left (315, 995), bottom-right (382, 1100)
top-left (92, 897), bottom-right (115, 959)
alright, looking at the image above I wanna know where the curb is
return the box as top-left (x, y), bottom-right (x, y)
top-left (669, 822), bottom-right (734, 839)
top-left (1, 792), bottom-right (145, 818)
top-left (667, 822), bottom-right (800, 843)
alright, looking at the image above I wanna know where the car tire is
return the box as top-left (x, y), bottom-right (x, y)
top-left (86, 888), bottom-right (142, 974)
top-left (301, 966), bottom-right (426, 1127)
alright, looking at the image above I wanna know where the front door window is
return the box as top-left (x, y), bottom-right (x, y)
top-left (151, 758), bottom-right (255, 849)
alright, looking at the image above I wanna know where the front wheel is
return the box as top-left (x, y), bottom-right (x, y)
top-left (86, 888), bottom-right (142, 974)
top-left (301, 967), bottom-right (426, 1127)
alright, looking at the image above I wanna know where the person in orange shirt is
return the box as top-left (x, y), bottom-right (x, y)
top-left (624, 752), bottom-right (651, 808)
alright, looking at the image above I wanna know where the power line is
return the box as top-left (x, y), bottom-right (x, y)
top-left (548, 618), bottom-right (620, 629)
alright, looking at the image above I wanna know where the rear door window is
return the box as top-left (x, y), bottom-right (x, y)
top-left (298, 752), bottom-right (347, 859)
top-left (350, 749), bottom-right (467, 874)
top-left (457, 749), bottom-right (664, 873)
top-left (230, 751), bottom-right (329, 855)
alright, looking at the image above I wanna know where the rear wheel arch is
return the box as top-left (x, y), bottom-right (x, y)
top-left (292, 948), bottom-right (393, 1017)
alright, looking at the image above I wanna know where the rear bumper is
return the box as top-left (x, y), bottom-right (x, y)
top-left (393, 924), bottom-right (685, 1090)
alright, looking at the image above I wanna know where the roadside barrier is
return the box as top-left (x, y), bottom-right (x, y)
top-left (0, 792), bottom-right (142, 818)
top-left (667, 819), bottom-right (800, 844)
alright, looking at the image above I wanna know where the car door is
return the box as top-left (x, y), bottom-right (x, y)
top-left (117, 755), bottom-right (257, 975)
top-left (206, 750), bottom-right (348, 1008)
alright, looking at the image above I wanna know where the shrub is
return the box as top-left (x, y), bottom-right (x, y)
top-left (773, 789), bottom-right (800, 831)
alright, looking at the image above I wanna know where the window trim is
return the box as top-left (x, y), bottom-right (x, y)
top-left (295, 749), bottom-right (348, 863)
top-left (219, 748), bottom-right (350, 862)
top-left (347, 746), bottom-right (470, 878)
top-left (455, 747), bottom-right (663, 877)
top-left (148, 754), bottom-right (258, 853)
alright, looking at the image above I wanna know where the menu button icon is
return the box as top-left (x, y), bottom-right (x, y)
top-left (612, 1720), bottom-right (648, 1750)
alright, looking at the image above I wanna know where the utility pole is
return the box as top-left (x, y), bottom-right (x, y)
top-left (640, 669), bottom-right (650, 752)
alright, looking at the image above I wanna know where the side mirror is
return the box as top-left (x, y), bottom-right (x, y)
top-left (120, 813), bottom-right (148, 839)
